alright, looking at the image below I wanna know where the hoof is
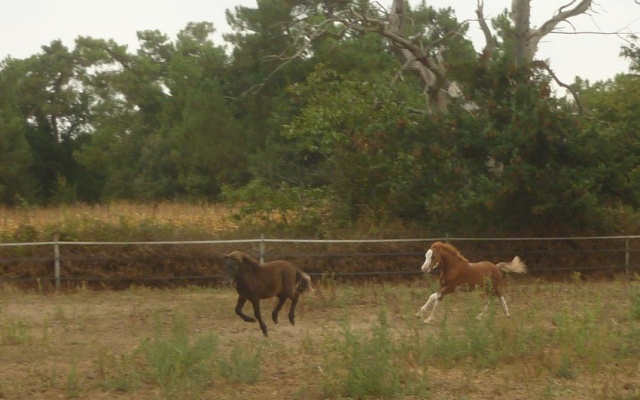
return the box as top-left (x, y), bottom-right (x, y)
top-left (423, 317), bottom-right (434, 324)
top-left (415, 311), bottom-right (422, 317)
top-left (475, 314), bottom-right (483, 320)
top-left (289, 316), bottom-right (296, 326)
top-left (272, 315), bottom-right (279, 324)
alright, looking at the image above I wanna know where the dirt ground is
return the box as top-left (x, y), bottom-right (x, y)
top-left (0, 281), bottom-right (639, 399)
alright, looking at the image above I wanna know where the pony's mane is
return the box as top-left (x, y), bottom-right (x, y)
top-left (434, 242), bottom-right (469, 262)
top-left (227, 251), bottom-right (261, 269)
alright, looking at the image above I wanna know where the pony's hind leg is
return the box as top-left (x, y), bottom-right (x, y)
top-left (272, 295), bottom-right (287, 324)
top-left (476, 300), bottom-right (490, 320)
top-left (499, 296), bottom-right (511, 318)
top-left (288, 296), bottom-right (299, 325)
top-left (235, 296), bottom-right (257, 323)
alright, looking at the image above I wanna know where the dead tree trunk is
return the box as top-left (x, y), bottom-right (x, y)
top-left (480, 0), bottom-right (593, 108)
top-left (388, 0), bottom-right (594, 110)
top-left (387, 0), bottom-right (451, 113)
top-left (509, 0), bottom-right (593, 65)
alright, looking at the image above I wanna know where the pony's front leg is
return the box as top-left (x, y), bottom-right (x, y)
top-left (416, 292), bottom-right (438, 323)
top-left (423, 292), bottom-right (441, 324)
top-left (416, 293), bottom-right (435, 316)
top-left (235, 296), bottom-right (257, 322)
top-left (251, 300), bottom-right (269, 336)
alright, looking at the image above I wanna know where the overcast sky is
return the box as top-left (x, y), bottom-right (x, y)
top-left (1, 1), bottom-right (639, 84)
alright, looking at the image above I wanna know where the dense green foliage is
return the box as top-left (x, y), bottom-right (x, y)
top-left (1, 1), bottom-right (640, 235)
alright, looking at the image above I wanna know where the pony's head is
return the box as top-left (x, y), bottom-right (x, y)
top-left (420, 244), bottom-right (441, 273)
top-left (224, 251), bottom-right (246, 286)
top-left (421, 242), bottom-right (468, 274)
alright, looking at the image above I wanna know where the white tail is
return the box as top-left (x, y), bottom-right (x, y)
top-left (497, 256), bottom-right (527, 274)
top-left (296, 272), bottom-right (315, 295)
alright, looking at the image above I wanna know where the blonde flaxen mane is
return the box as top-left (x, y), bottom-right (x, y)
top-left (433, 242), bottom-right (469, 263)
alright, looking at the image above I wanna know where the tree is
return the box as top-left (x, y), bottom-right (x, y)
top-left (279, 65), bottom-right (434, 222)
top-left (621, 34), bottom-right (640, 74)
top-left (579, 73), bottom-right (640, 209)
top-left (219, 0), bottom-right (621, 233)
top-left (276, 57), bottom-right (624, 233)
top-left (73, 34), bottom-right (168, 200)
top-left (75, 23), bottom-right (244, 201)
top-left (0, 42), bottom-right (91, 204)
top-left (223, 0), bottom-right (316, 156)
top-left (441, 59), bottom-right (610, 233)
top-left (156, 22), bottom-right (246, 199)
top-left (227, 0), bottom-right (598, 112)
top-left (263, 0), bottom-right (475, 112)
top-left (506, 0), bottom-right (593, 65)
top-left (0, 58), bottom-right (37, 204)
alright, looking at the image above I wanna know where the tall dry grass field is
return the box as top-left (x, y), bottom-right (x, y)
top-left (0, 202), bottom-right (238, 240)
top-left (0, 279), bottom-right (638, 399)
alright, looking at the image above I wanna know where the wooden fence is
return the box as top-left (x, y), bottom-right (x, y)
top-left (1, 235), bottom-right (639, 290)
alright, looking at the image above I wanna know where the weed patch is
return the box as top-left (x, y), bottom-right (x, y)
top-left (0, 317), bottom-right (30, 345)
top-left (218, 342), bottom-right (263, 384)
top-left (141, 314), bottom-right (218, 399)
top-left (322, 309), bottom-right (403, 398)
top-left (630, 291), bottom-right (640, 321)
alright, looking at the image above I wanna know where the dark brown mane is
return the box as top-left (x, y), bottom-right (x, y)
top-left (434, 242), bottom-right (468, 263)
top-left (227, 251), bottom-right (261, 271)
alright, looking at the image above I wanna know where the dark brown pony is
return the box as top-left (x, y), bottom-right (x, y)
top-left (415, 241), bottom-right (527, 323)
top-left (224, 251), bottom-right (313, 336)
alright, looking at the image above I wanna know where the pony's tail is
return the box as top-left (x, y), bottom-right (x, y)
top-left (295, 270), bottom-right (315, 296)
top-left (497, 256), bottom-right (527, 274)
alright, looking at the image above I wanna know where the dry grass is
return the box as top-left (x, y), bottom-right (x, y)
top-left (0, 202), bottom-right (238, 238)
top-left (0, 279), bottom-right (638, 399)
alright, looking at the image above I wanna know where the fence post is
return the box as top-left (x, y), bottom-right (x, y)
top-left (53, 233), bottom-right (61, 291)
top-left (625, 237), bottom-right (630, 278)
top-left (259, 234), bottom-right (265, 264)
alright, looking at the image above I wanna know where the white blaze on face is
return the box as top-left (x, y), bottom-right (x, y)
top-left (421, 249), bottom-right (433, 272)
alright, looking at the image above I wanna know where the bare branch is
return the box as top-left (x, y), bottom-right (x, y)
top-left (476, 0), bottom-right (495, 57)
top-left (534, 60), bottom-right (583, 113)
top-left (522, 0), bottom-right (593, 62)
top-left (241, 15), bottom-right (347, 96)
top-left (536, 0), bottom-right (593, 36)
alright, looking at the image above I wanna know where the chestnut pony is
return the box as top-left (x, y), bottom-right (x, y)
top-left (224, 251), bottom-right (313, 336)
top-left (416, 241), bottom-right (527, 323)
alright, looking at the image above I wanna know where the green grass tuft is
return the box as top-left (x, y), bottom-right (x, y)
top-left (141, 314), bottom-right (219, 399)
top-left (218, 342), bottom-right (263, 384)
